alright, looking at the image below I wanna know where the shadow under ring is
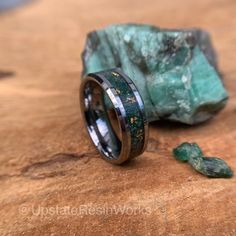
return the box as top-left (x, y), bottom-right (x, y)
top-left (80, 68), bottom-right (148, 164)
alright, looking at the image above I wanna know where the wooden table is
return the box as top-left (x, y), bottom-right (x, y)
top-left (0, 0), bottom-right (235, 235)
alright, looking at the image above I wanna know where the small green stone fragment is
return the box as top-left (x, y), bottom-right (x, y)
top-left (188, 156), bottom-right (233, 178)
top-left (172, 142), bottom-right (233, 178)
top-left (173, 142), bottom-right (203, 162)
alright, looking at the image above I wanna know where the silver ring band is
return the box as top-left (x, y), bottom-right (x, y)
top-left (80, 68), bottom-right (148, 164)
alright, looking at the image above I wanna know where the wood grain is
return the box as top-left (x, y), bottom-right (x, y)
top-left (0, 0), bottom-right (235, 235)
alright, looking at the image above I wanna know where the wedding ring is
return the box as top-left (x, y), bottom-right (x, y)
top-left (80, 68), bottom-right (148, 164)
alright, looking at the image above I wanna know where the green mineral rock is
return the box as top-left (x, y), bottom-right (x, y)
top-left (188, 156), bottom-right (233, 178)
top-left (173, 142), bottom-right (203, 162)
top-left (82, 24), bottom-right (228, 125)
top-left (173, 142), bottom-right (233, 178)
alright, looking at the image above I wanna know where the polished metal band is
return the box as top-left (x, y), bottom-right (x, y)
top-left (80, 68), bottom-right (148, 164)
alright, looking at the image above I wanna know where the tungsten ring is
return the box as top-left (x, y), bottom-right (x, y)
top-left (80, 68), bottom-right (149, 164)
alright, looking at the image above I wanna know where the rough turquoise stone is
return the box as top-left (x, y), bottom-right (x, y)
top-left (82, 24), bottom-right (228, 124)
top-left (173, 142), bottom-right (233, 178)
top-left (173, 142), bottom-right (203, 162)
top-left (188, 156), bottom-right (233, 178)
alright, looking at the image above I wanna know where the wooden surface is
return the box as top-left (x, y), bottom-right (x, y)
top-left (0, 0), bottom-right (236, 235)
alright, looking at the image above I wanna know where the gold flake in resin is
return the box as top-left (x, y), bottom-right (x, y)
top-left (130, 117), bottom-right (138, 124)
top-left (111, 72), bottom-right (119, 77)
top-left (127, 97), bottom-right (136, 103)
top-left (115, 89), bottom-right (121, 94)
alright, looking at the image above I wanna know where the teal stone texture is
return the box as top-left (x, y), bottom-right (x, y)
top-left (173, 142), bottom-right (233, 178)
top-left (81, 24), bottom-right (228, 125)
top-left (188, 156), bottom-right (233, 178)
top-left (173, 142), bottom-right (203, 162)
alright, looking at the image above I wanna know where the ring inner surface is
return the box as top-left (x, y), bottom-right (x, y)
top-left (83, 80), bottom-right (122, 160)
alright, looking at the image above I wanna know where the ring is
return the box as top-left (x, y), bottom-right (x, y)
top-left (80, 68), bottom-right (148, 164)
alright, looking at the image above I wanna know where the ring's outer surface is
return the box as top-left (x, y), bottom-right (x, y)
top-left (80, 68), bottom-right (148, 164)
